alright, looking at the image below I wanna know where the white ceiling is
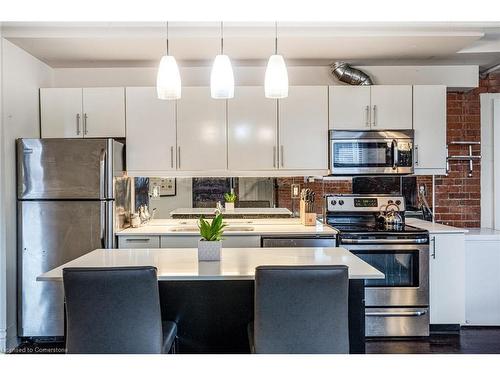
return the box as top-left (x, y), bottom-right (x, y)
top-left (3, 22), bottom-right (500, 69)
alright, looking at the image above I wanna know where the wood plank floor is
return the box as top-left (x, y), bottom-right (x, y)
top-left (11, 328), bottom-right (500, 354)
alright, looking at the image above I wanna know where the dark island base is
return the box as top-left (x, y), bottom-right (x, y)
top-left (158, 279), bottom-right (366, 354)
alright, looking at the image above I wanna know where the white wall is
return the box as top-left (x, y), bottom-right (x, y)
top-left (0, 24), bottom-right (6, 353)
top-left (0, 38), bottom-right (53, 352)
top-left (52, 65), bottom-right (478, 89)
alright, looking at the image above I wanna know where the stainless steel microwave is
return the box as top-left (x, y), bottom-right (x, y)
top-left (329, 130), bottom-right (414, 175)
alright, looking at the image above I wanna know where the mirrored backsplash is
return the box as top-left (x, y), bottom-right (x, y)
top-left (132, 176), bottom-right (433, 220)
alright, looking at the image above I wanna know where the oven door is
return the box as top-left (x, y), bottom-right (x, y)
top-left (344, 243), bottom-right (429, 307)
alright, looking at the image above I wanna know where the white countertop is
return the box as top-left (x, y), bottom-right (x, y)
top-left (465, 228), bottom-right (500, 241)
top-left (116, 218), bottom-right (337, 236)
top-left (37, 247), bottom-right (383, 281)
top-left (406, 218), bottom-right (469, 234)
top-left (169, 207), bottom-right (293, 216)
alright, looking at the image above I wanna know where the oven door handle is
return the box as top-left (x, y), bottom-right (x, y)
top-left (392, 139), bottom-right (399, 170)
top-left (341, 238), bottom-right (428, 244)
top-left (366, 310), bottom-right (427, 317)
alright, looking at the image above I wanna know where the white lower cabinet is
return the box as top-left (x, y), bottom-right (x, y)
top-left (160, 235), bottom-right (261, 248)
top-left (429, 233), bottom-right (466, 325)
top-left (118, 235), bottom-right (160, 249)
top-left (465, 238), bottom-right (500, 325)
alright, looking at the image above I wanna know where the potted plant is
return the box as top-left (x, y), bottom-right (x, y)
top-left (197, 214), bottom-right (226, 261)
top-left (224, 191), bottom-right (237, 211)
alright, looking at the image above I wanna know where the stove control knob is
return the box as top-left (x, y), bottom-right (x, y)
top-left (395, 199), bottom-right (401, 205)
top-left (338, 200), bottom-right (344, 206)
top-left (331, 200), bottom-right (337, 206)
top-left (388, 200), bottom-right (393, 204)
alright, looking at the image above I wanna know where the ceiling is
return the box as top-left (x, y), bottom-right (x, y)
top-left (3, 22), bottom-right (500, 70)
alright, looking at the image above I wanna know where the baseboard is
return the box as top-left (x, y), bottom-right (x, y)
top-left (430, 324), bottom-right (461, 334)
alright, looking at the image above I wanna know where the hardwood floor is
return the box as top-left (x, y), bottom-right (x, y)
top-left (11, 328), bottom-right (500, 354)
top-left (366, 328), bottom-right (500, 354)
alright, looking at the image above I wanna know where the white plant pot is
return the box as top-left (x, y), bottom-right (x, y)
top-left (225, 202), bottom-right (235, 211)
top-left (198, 239), bottom-right (222, 261)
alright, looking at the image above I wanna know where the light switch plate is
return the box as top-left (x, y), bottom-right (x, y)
top-left (291, 184), bottom-right (300, 199)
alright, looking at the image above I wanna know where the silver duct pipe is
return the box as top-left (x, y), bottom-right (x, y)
top-left (480, 62), bottom-right (500, 79)
top-left (330, 61), bottom-right (373, 86)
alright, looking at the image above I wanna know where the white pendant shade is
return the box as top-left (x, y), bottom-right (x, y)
top-left (265, 54), bottom-right (289, 99)
top-left (156, 55), bottom-right (181, 100)
top-left (210, 54), bottom-right (234, 99)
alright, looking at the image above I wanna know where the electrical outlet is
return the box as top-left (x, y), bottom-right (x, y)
top-left (291, 184), bottom-right (300, 199)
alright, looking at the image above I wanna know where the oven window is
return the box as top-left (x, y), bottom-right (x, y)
top-left (351, 250), bottom-right (419, 287)
top-left (333, 142), bottom-right (392, 168)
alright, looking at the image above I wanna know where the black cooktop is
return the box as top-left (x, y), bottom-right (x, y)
top-left (329, 223), bottom-right (427, 234)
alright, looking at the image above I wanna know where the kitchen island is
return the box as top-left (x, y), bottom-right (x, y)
top-left (39, 247), bottom-right (383, 354)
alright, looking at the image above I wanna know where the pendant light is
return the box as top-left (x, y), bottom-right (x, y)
top-left (265, 22), bottom-right (288, 99)
top-left (210, 22), bottom-right (234, 99)
top-left (157, 21), bottom-right (181, 100)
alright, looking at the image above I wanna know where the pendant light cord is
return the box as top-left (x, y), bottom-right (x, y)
top-left (220, 21), bottom-right (224, 54)
top-left (166, 21), bottom-right (169, 55)
top-left (275, 21), bottom-right (278, 54)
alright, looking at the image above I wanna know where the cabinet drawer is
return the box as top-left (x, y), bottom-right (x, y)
top-left (118, 235), bottom-right (160, 248)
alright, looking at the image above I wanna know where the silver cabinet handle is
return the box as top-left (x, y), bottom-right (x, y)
top-left (431, 236), bottom-right (436, 259)
top-left (366, 310), bottom-right (427, 317)
top-left (83, 113), bottom-right (88, 135)
top-left (415, 145), bottom-right (419, 166)
top-left (280, 145), bottom-right (284, 168)
top-left (177, 146), bottom-right (181, 169)
top-left (125, 238), bottom-right (151, 242)
top-left (372, 105), bottom-right (377, 126)
top-left (343, 238), bottom-right (428, 244)
top-left (170, 146), bottom-right (174, 169)
top-left (76, 113), bottom-right (81, 135)
top-left (365, 105), bottom-right (370, 127)
top-left (273, 146), bottom-right (276, 168)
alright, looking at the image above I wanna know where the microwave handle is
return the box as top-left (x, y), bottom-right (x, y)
top-left (392, 139), bottom-right (399, 170)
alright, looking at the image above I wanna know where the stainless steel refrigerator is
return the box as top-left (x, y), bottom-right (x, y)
top-left (17, 138), bottom-right (130, 338)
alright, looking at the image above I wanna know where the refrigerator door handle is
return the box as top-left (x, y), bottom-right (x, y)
top-left (99, 148), bottom-right (106, 200)
top-left (100, 201), bottom-right (106, 248)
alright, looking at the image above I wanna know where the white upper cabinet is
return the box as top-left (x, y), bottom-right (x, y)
top-left (413, 85), bottom-right (447, 174)
top-left (40, 88), bottom-right (83, 138)
top-left (329, 85), bottom-right (413, 130)
top-left (370, 85), bottom-right (413, 129)
top-left (228, 87), bottom-right (277, 170)
top-left (82, 88), bottom-right (126, 138)
top-left (279, 86), bottom-right (328, 170)
top-left (40, 87), bottom-right (126, 138)
top-left (176, 87), bottom-right (227, 171)
top-left (125, 87), bottom-right (176, 172)
top-left (329, 86), bottom-right (371, 130)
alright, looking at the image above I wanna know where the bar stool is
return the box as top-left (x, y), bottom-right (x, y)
top-left (248, 265), bottom-right (349, 354)
top-left (63, 266), bottom-right (177, 354)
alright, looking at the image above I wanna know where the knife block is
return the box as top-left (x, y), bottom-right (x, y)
top-left (300, 200), bottom-right (317, 226)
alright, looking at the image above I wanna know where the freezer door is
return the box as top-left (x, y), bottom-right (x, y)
top-left (18, 200), bottom-right (107, 337)
top-left (17, 138), bottom-right (124, 200)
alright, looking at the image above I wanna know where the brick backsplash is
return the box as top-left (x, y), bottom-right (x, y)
top-left (277, 73), bottom-right (500, 228)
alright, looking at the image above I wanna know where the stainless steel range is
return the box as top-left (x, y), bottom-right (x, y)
top-left (326, 194), bottom-right (430, 337)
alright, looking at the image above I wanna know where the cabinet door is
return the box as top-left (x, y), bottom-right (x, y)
top-left (40, 88), bottom-right (83, 138)
top-left (370, 85), bottom-right (413, 129)
top-left (279, 86), bottom-right (328, 170)
top-left (429, 233), bottom-right (466, 324)
top-left (413, 85), bottom-right (447, 174)
top-left (125, 87), bottom-right (176, 172)
top-left (465, 240), bottom-right (500, 325)
top-left (329, 86), bottom-right (371, 130)
top-left (176, 87), bottom-right (227, 171)
top-left (82, 87), bottom-right (126, 138)
top-left (118, 236), bottom-right (160, 249)
top-left (228, 87), bottom-right (277, 170)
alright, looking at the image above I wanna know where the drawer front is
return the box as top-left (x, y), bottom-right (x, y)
top-left (365, 307), bottom-right (429, 337)
top-left (118, 236), bottom-right (160, 248)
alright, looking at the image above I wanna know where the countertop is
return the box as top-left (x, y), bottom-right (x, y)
top-left (465, 228), bottom-right (500, 241)
top-left (406, 218), bottom-right (469, 234)
top-left (37, 247), bottom-right (384, 281)
top-left (169, 207), bottom-right (293, 219)
top-left (116, 218), bottom-right (337, 236)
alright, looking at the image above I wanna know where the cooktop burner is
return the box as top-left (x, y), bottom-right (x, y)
top-left (329, 223), bottom-right (427, 234)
